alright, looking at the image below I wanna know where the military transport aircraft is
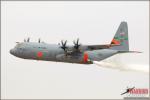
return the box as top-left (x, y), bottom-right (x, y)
top-left (10, 22), bottom-right (140, 64)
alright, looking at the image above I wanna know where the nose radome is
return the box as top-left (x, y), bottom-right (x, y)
top-left (10, 49), bottom-right (14, 55)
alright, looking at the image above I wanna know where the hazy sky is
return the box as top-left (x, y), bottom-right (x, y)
top-left (1, 1), bottom-right (149, 99)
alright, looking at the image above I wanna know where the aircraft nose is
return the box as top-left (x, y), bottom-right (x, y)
top-left (10, 49), bottom-right (15, 55)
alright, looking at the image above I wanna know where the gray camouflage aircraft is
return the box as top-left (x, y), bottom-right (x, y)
top-left (10, 22), bottom-right (139, 64)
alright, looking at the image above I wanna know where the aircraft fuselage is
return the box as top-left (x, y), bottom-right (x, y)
top-left (10, 42), bottom-right (93, 64)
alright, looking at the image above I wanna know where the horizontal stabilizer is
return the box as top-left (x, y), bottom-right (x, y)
top-left (118, 51), bottom-right (142, 53)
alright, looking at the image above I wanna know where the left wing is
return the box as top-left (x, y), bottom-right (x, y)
top-left (85, 44), bottom-right (120, 50)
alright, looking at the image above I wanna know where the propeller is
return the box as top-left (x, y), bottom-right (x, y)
top-left (27, 37), bottom-right (30, 42)
top-left (38, 38), bottom-right (41, 43)
top-left (24, 37), bottom-right (30, 42)
top-left (60, 40), bottom-right (68, 52)
top-left (73, 38), bottom-right (81, 50)
top-left (24, 39), bottom-right (26, 42)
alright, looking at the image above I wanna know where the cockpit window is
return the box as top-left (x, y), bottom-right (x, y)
top-left (15, 43), bottom-right (22, 48)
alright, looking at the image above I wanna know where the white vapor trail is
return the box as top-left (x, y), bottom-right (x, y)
top-left (93, 54), bottom-right (149, 73)
top-left (93, 61), bottom-right (149, 73)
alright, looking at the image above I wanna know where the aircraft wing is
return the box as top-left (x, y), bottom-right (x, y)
top-left (87, 44), bottom-right (110, 50)
top-left (85, 44), bottom-right (120, 50)
top-left (65, 44), bottom-right (119, 55)
top-left (85, 49), bottom-right (118, 61)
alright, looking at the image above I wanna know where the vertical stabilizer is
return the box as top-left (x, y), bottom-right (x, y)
top-left (110, 21), bottom-right (129, 51)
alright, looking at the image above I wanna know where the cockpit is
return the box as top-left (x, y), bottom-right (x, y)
top-left (15, 43), bottom-right (23, 48)
top-left (10, 43), bottom-right (25, 57)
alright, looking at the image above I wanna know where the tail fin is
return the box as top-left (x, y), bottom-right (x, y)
top-left (110, 21), bottom-right (129, 51)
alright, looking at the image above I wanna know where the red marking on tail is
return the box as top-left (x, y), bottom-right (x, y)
top-left (83, 53), bottom-right (88, 63)
top-left (37, 52), bottom-right (43, 58)
top-left (111, 39), bottom-right (120, 45)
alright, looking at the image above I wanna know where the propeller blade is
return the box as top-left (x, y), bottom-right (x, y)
top-left (24, 39), bottom-right (26, 42)
top-left (64, 40), bottom-right (67, 46)
top-left (27, 37), bottom-right (30, 42)
top-left (61, 40), bottom-right (63, 46)
top-left (73, 38), bottom-right (81, 50)
top-left (38, 38), bottom-right (40, 43)
top-left (77, 38), bottom-right (79, 44)
top-left (60, 40), bottom-right (68, 51)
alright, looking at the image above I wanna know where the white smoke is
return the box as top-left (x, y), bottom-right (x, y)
top-left (93, 54), bottom-right (149, 73)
